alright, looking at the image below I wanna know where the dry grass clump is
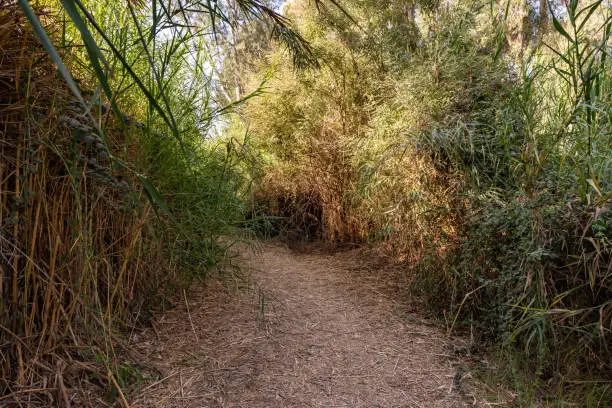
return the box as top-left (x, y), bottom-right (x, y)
top-left (253, 128), bottom-right (362, 244)
top-left (0, 3), bottom-right (167, 404)
top-left (255, 143), bottom-right (462, 265)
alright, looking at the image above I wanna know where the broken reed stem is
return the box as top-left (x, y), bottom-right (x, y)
top-left (184, 289), bottom-right (199, 342)
top-left (56, 361), bottom-right (72, 408)
top-left (0, 160), bottom-right (3, 308)
top-left (109, 370), bottom-right (131, 408)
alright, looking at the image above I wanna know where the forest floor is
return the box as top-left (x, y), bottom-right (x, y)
top-left (130, 242), bottom-right (493, 407)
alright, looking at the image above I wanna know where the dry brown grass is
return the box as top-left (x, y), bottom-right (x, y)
top-left (0, 3), bottom-right (169, 405)
top-left (255, 142), bottom-right (463, 269)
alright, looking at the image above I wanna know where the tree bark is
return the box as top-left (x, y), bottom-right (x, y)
top-left (539, 0), bottom-right (549, 36)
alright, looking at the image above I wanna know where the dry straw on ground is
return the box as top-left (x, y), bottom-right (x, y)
top-left (132, 243), bottom-right (494, 407)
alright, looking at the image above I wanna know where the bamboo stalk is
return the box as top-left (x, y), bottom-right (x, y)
top-left (0, 158), bottom-right (4, 307)
top-left (109, 370), bottom-right (131, 408)
top-left (25, 198), bottom-right (42, 337)
top-left (11, 144), bottom-right (21, 331)
top-left (38, 235), bottom-right (61, 353)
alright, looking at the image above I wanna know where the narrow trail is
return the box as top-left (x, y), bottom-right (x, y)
top-left (132, 243), bottom-right (482, 407)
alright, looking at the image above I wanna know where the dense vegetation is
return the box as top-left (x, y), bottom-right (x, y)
top-left (0, 0), bottom-right (273, 404)
top-left (226, 0), bottom-right (611, 403)
top-left (0, 0), bottom-right (610, 406)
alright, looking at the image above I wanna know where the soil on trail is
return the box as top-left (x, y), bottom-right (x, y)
top-left (132, 243), bottom-right (481, 407)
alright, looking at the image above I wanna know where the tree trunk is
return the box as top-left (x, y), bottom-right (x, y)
top-left (539, 0), bottom-right (549, 36)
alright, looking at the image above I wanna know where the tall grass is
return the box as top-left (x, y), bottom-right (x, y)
top-left (433, 0), bottom-right (611, 378)
top-left (1, 4), bottom-right (166, 403)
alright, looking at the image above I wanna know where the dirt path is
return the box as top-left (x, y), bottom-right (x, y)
top-left (132, 243), bottom-right (481, 407)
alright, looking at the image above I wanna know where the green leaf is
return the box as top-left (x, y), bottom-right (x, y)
top-left (58, 0), bottom-right (124, 137)
top-left (543, 41), bottom-right (573, 66)
top-left (569, 0), bottom-right (579, 16)
top-left (137, 175), bottom-right (172, 217)
top-left (551, 12), bottom-right (574, 43)
top-left (17, 0), bottom-right (86, 108)
top-left (577, 1), bottom-right (603, 33)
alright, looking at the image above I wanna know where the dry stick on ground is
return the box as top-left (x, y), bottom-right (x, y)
top-left (109, 371), bottom-right (131, 408)
top-left (183, 289), bottom-right (199, 342)
top-left (55, 361), bottom-right (71, 408)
